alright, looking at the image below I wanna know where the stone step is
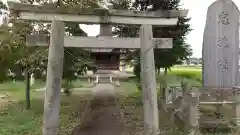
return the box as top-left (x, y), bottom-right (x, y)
top-left (99, 79), bottom-right (111, 83)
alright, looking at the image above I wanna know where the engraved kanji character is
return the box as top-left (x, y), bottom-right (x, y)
top-left (218, 12), bottom-right (230, 25)
top-left (217, 36), bottom-right (230, 48)
top-left (217, 60), bottom-right (229, 71)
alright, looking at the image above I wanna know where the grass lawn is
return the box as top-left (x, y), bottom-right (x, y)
top-left (125, 65), bottom-right (202, 83)
top-left (0, 67), bottom-right (206, 135)
top-left (0, 79), bottom-right (92, 135)
top-left (0, 80), bottom-right (44, 100)
top-left (122, 65), bottom-right (202, 93)
top-left (0, 94), bottom-right (91, 135)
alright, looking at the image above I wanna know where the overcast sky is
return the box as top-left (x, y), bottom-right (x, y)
top-left (3, 0), bottom-right (240, 58)
top-left (81, 0), bottom-right (240, 58)
top-left (181, 0), bottom-right (240, 58)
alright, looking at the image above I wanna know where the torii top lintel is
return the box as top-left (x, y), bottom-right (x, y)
top-left (7, 2), bottom-right (188, 25)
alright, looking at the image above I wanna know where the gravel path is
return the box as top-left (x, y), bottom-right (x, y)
top-left (72, 84), bottom-right (124, 135)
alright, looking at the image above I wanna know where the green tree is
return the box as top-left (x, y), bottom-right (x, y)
top-left (135, 0), bottom-right (192, 74)
top-left (0, 1), bottom-right (7, 11)
top-left (59, 0), bottom-right (101, 92)
top-left (0, 1), bottom-right (10, 82)
top-left (0, 25), bottom-right (12, 82)
top-left (0, 0), bottom-right (102, 83)
top-left (109, 0), bottom-right (192, 89)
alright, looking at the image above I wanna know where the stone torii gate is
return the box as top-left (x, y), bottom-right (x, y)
top-left (8, 2), bottom-right (188, 135)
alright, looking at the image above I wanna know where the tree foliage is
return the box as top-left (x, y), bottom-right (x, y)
top-left (135, 0), bottom-right (192, 71)
top-left (108, 0), bottom-right (192, 89)
top-left (0, 0), bottom-right (102, 83)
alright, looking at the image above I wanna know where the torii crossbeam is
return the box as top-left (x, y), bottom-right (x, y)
top-left (26, 35), bottom-right (173, 49)
top-left (7, 2), bottom-right (188, 135)
top-left (8, 2), bottom-right (188, 25)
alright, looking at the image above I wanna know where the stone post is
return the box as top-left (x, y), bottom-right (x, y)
top-left (187, 88), bottom-right (199, 135)
top-left (43, 20), bottom-right (65, 135)
top-left (140, 24), bottom-right (159, 135)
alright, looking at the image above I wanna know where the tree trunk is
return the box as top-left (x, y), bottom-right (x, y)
top-left (25, 66), bottom-right (30, 109)
top-left (157, 68), bottom-right (160, 75)
top-left (164, 67), bottom-right (168, 76)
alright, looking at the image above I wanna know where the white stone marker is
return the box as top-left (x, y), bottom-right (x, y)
top-left (202, 0), bottom-right (239, 89)
top-left (203, 0), bottom-right (240, 132)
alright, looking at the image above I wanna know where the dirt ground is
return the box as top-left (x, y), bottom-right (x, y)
top-left (72, 86), bottom-right (125, 135)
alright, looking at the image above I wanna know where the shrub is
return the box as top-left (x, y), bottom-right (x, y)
top-left (61, 80), bottom-right (73, 96)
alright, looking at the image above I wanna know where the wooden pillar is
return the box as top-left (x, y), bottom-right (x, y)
top-left (140, 24), bottom-right (159, 135)
top-left (43, 20), bottom-right (65, 135)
